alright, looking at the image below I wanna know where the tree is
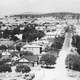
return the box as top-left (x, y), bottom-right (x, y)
top-left (22, 27), bottom-right (45, 42)
top-left (10, 51), bottom-right (19, 57)
top-left (40, 54), bottom-right (56, 65)
top-left (0, 53), bottom-right (2, 58)
top-left (65, 54), bottom-right (80, 71)
top-left (16, 44), bottom-right (22, 51)
top-left (51, 36), bottom-right (65, 50)
top-left (0, 32), bottom-right (2, 38)
top-left (72, 35), bottom-right (80, 54)
top-left (0, 64), bottom-right (12, 72)
top-left (10, 35), bottom-right (19, 41)
top-left (12, 28), bottom-right (20, 35)
top-left (0, 58), bottom-right (11, 65)
top-left (15, 65), bottom-right (31, 73)
top-left (38, 31), bottom-right (45, 39)
top-left (3, 30), bottom-right (11, 38)
top-left (0, 45), bottom-right (7, 51)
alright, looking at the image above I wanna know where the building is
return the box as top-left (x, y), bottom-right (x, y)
top-left (2, 51), bottom-right (11, 57)
top-left (45, 32), bottom-right (57, 38)
top-left (17, 57), bottom-right (32, 67)
top-left (0, 38), bottom-right (14, 46)
top-left (21, 44), bottom-right (42, 55)
top-left (17, 55), bottom-right (38, 67)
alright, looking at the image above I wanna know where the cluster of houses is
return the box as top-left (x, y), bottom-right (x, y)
top-left (0, 15), bottom-right (80, 68)
top-left (0, 38), bottom-right (44, 67)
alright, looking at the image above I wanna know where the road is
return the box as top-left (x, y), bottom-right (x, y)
top-left (33, 28), bottom-right (75, 80)
top-left (63, 32), bottom-right (73, 50)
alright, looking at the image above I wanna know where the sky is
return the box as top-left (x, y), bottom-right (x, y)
top-left (0, 0), bottom-right (80, 16)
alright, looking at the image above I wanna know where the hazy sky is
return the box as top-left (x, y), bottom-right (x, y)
top-left (0, 0), bottom-right (80, 16)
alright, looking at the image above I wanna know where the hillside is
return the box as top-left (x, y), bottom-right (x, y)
top-left (11, 12), bottom-right (80, 18)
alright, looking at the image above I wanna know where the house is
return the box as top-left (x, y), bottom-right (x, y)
top-left (2, 51), bottom-right (11, 57)
top-left (15, 34), bottom-right (23, 40)
top-left (0, 38), bottom-right (14, 46)
top-left (17, 55), bottom-right (38, 67)
top-left (45, 31), bottom-right (57, 38)
top-left (17, 57), bottom-right (33, 67)
top-left (21, 44), bottom-right (42, 55)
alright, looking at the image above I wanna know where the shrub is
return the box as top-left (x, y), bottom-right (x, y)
top-left (15, 65), bottom-right (31, 73)
top-left (40, 54), bottom-right (56, 65)
top-left (65, 54), bottom-right (80, 71)
top-left (0, 64), bottom-right (12, 72)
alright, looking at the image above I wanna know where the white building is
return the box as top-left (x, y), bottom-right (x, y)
top-left (2, 51), bottom-right (11, 56)
top-left (21, 44), bottom-right (41, 55)
top-left (45, 32), bottom-right (57, 38)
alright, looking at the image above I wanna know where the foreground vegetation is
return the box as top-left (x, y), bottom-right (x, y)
top-left (15, 65), bottom-right (31, 73)
top-left (66, 54), bottom-right (80, 71)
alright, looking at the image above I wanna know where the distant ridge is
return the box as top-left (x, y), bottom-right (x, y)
top-left (11, 12), bottom-right (80, 18)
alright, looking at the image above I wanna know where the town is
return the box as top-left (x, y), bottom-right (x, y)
top-left (0, 12), bottom-right (80, 80)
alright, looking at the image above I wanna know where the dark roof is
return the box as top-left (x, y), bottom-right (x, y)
top-left (18, 55), bottom-right (38, 62)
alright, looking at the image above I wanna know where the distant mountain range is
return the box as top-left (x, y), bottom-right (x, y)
top-left (11, 12), bottom-right (80, 18)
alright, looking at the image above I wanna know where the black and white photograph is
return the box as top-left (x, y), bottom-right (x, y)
top-left (0, 0), bottom-right (80, 80)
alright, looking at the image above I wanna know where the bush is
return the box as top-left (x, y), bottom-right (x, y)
top-left (40, 54), bottom-right (56, 65)
top-left (15, 65), bottom-right (31, 73)
top-left (0, 64), bottom-right (12, 72)
top-left (65, 54), bottom-right (80, 71)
